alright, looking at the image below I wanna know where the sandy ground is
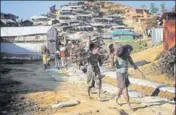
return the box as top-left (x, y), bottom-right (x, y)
top-left (128, 44), bottom-right (174, 86)
top-left (131, 45), bottom-right (163, 62)
top-left (0, 61), bottom-right (175, 115)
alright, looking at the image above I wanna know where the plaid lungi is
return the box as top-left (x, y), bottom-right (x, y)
top-left (87, 64), bottom-right (101, 88)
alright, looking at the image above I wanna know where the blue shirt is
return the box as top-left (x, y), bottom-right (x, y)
top-left (115, 57), bottom-right (128, 73)
top-left (115, 56), bottom-right (136, 74)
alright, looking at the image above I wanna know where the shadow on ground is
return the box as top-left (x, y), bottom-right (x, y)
top-left (0, 60), bottom-right (62, 114)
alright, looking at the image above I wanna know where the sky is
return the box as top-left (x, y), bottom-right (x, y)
top-left (1, 1), bottom-right (175, 20)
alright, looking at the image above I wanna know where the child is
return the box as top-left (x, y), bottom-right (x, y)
top-left (87, 43), bottom-right (103, 100)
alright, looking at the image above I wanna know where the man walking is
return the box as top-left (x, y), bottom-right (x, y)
top-left (114, 44), bottom-right (138, 111)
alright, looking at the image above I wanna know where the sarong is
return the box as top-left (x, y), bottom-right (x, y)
top-left (87, 64), bottom-right (101, 88)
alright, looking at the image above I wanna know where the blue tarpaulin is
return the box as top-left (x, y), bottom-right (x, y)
top-left (111, 29), bottom-right (136, 40)
top-left (111, 29), bottom-right (137, 36)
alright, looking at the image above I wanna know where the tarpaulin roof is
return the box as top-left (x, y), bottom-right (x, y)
top-left (30, 15), bottom-right (48, 20)
top-left (66, 32), bottom-right (82, 40)
top-left (1, 26), bottom-right (53, 37)
top-left (1, 19), bottom-right (16, 24)
top-left (111, 29), bottom-right (137, 36)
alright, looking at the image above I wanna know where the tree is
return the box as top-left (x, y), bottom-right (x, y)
top-left (150, 3), bottom-right (159, 14)
top-left (150, 3), bottom-right (155, 13)
top-left (41, 14), bottom-right (47, 16)
top-left (160, 2), bottom-right (167, 13)
top-left (141, 4), bottom-right (146, 9)
top-left (172, 5), bottom-right (176, 12)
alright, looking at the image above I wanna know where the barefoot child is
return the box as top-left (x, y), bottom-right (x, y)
top-left (87, 43), bottom-right (103, 99)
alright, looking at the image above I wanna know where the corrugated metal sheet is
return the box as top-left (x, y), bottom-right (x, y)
top-left (163, 20), bottom-right (176, 51)
top-left (1, 26), bottom-right (53, 37)
top-left (151, 27), bottom-right (163, 44)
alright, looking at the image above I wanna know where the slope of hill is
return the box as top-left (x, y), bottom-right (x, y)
top-left (129, 44), bottom-right (174, 86)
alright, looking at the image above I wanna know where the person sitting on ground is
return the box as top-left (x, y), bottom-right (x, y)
top-left (114, 44), bottom-right (138, 111)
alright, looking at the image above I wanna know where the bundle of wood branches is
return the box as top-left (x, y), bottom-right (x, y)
top-left (153, 46), bottom-right (176, 77)
top-left (72, 36), bottom-right (108, 62)
top-left (90, 36), bottom-right (109, 61)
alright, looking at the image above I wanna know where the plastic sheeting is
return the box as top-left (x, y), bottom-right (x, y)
top-left (151, 27), bottom-right (163, 44)
top-left (111, 29), bottom-right (137, 36)
top-left (0, 43), bottom-right (44, 54)
top-left (1, 26), bottom-right (53, 37)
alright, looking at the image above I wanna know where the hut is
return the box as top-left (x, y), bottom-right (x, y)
top-left (160, 12), bottom-right (176, 51)
top-left (0, 26), bottom-right (57, 56)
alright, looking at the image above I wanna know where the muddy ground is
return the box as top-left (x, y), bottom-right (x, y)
top-left (0, 61), bottom-right (175, 115)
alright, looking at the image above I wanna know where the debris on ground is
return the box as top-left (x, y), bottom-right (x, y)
top-left (152, 46), bottom-right (176, 77)
top-left (50, 101), bottom-right (80, 109)
top-left (0, 61), bottom-right (175, 115)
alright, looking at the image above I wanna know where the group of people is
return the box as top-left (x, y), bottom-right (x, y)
top-left (41, 41), bottom-right (138, 111)
top-left (41, 44), bottom-right (68, 70)
top-left (41, 41), bottom-right (87, 70)
top-left (86, 42), bottom-right (138, 111)
top-left (54, 44), bottom-right (68, 70)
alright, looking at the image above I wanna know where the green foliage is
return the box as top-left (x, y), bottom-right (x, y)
top-left (41, 14), bottom-right (47, 16)
top-left (160, 3), bottom-right (167, 13)
top-left (172, 5), bottom-right (176, 12)
top-left (150, 3), bottom-right (159, 14)
top-left (141, 5), bottom-right (146, 9)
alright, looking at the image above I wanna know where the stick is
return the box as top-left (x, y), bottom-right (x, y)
top-left (137, 68), bottom-right (146, 79)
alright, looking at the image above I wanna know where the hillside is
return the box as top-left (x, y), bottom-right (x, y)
top-left (129, 44), bottom-right (175, 86)
top-left (85, 1), bottom-right (157, 34)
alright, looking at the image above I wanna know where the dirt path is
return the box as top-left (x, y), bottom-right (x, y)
top-left (0, 62), bottom-right (175, 115)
